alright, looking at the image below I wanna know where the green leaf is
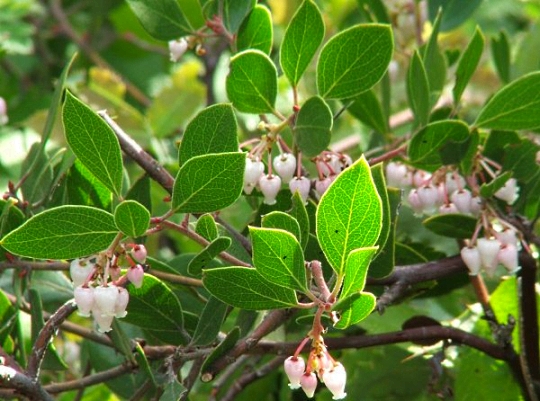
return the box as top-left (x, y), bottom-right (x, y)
top-left (370, 164), bottom-right (391, 254)
top-left (187, 237), bottom-right (231, 275)
top-left (341, 247), bottom-right (378, 299)
top-left (250, 227), bottom-right (307, 292)
top-left (261, 211), bottom-right (301, 244)
top-left (237, 4), bottom-right (273, 54)
top-left (347, 90), bottom-right (389, 134)
top-left (0, 199), bottom-right (24, 240)
top-left (453, 27), bottom-right (484, 105)
top-left (114, 200), bottom-right (150, 238)
top-left (20, 143), bottom-right (54, 205)
top-left (475, 72), bottom-right (540, 130)
top-left (203, 267), bottom-right (298, 309)
top-left (178, 0), bottom-right (205, 29)
top-left (178, 104), bottom-right (239, 165)
top-left (408, 120), bottom-right (470, 171)
top-left (290, 192), bottom-right (310, 251)
top-left (491, 31), bottom-right (510, 84)
top-left (195, 214), bottom-right (219, 241)
top-left (502, 139), bottom-right (540, 183)
top-left (333, 292), bottom-right (376, 329)
top-left (191, 296), bottom-right (228, 346)
top-left (66, 159), bottom-right (112, 210)
top-left (62, 91), bottom-right (123, 196)
top-left (428, 0), bottom-right (483, 32)
top-left (226, 50), bottom-right (277, 114)
top-left (479, 171), bottom-right (512, 199)
top-left (1, 206), bottom-right (118, 259)
top-left (357, 0), bottom-right (389, 23)
top-left (317, 24), bottom-right (393, 99)
top-left (422, 11), bottom-right (447, 103)
top-left (126, 0), bottom-right (192, 40)
top-left (203, 0), bottom-right (256, 34)
top-left (172, 152), bottom-right (245, 213)
top-left (126, 175), bottom-right (152, 214)
top-left (423, 214), bottom-right (479, 239)
top-left (124, 275), bottom-right (188, 345)
top-left (280, 0), bottom-right (325, 86)
top-left (200, 327), bottom-right (241, 379)
top-left (407, 50), bottom-right (431, 127)
top-left (316, 156), bottom-right (382, 274)
top-left (294, 96), bottom-right (333, 157)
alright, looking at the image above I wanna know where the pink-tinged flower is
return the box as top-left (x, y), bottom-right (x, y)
top-left (407, 189), bottom-right (424, 216)
top-left (417, 185), bottom-right (439, 214)
top-left (477, 237), bottom-right (501, 276)
top-left (259, 174), bottom-right (282, 205)
top-left (497, 229), bottom-right (518, 246)
top-left (93, 285), bottom-right (119, 317)
top-left (494, 178), bottom-right (519, 205)
top-left (273, 153), bottom-right (296, 183)
top-left (385, 162), bottom-right (409, 188)
top-left (70, 258), bottom-right (95, 287)
top-left (460, 246), bottom-right (481, 276)
top-left (284, 356), bottom-right (305, 389)
top-left (300, 372), bottom-right (318, 398)
top-left (322, 362), bottom-right (347, 400)
top-left (168, 38), bottom-right (188, 62)
top-left (127, 264), bottom-right (145, 288)
top-left (450, 189), bottom-right (472, 214)
top-left (131, 244), bottom-right (147, 263)
top-left (315, 177), bottom-right (333, 196)
top-left (412, 170), bottom-right (431, 188)
top-left (469, 196), bottom-right (482, 216)
top-left (498, 244), bottom-right (519, 273)
top-left (74, 286), bottom-right (95, 317)
top-left (114, 287), bottom-right (129, 318)
top-left (289, 176), bottom-right (311, 204)
top-left (439, 202), bottom-right (459, 214)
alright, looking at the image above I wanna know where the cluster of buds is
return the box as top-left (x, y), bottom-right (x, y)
top-left (313, 151), bottom-right (352, 198)
top-left (461, 228), bottom-right (520, 276)
top-left (284, 338), bottom-right (347, 400)
top-left (385, 162), bottom-right (520, 217)
top-left (70, 244), bottom-right (147, 333)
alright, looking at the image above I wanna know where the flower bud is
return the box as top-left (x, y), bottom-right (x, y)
top-left (498, 244), bottom-right (519, 273)
top-left (469, 196), bottom-right (482, 216)
top-left (439, 202), bottom-right (459, 214)
top-left (131, 244), bottom-right (147, 263)
top-left (70, 258), bottom-right (95, 288)
top-left (340, 154), bottom-right (353, 170)
top-left (127, 264), bottom-right (145, 288)
top-left (497, 229), bottom-right (518, 246)
top-left (322, 363), bottom-right (347, 400)
top-left (244, 157), bottom-right (265, 193)
top-left (407, 189), bottom-right (424, 216)
top-left (386, 162), bottom-right (409, 188)
top-left (460, 246), bottom-right (482, 275)
top-left (494, 178), bottom-right (519, 205)
top-left (284, 356), bottom-right (305, 389)
top-left (273, 153), bottom-right (296, 183)
top-left (315, 177), bottom-right (333, 196)
top-left (289, 176), bottom-right (311, 204)
top-left (477, 237), bottom-right (501, 276)
top-left (168, 38), bottom-right (188, 62)
top-left (319, 155), bottom-right (341, 177)
top-left (445, 173), bottom-right (466, 194)
top-left (115, 287), bottom-right (129, 318)
top-left (259, 174), bottom-right (282, 205)
top-left (94, 285), bottom-right (119, 317)
top-left (412, 170), bottom-right (431, 188)
top-left (300, 372), bottom-right (318, 398)
top-left (74, 286), bottom-right (95, 317)
top-left (450, 189), bottom-right (472, 214)
top-left (417, 185), bottom-right (439, 214)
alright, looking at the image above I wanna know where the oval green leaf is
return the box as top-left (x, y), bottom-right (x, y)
top-left (347, 89), bottom-right (389, 134)
top-left (261, 211), bottom-right (301, 244)
top-left (226, 50), bottom-right (277, 114)
top-left (237, 4), bottom-right (273, 54)
top-left (203, 267), bottom-right (298, 310)
top-left (172, 152), bottom-right (245, 213)
top-left (178, 103), bottom-right (239, 165)
top-left (124, 274), bottom-right (187, 345)
top-left (126, 0), bottom-right (192, 40)
top-left (475, 72), bottom-right (540, 130)
top-left (317, 24), bottom-right (393, 99)
top-left (280, 0), bottom-right (325, 86)
top-left (188, 237), bottom-right (231, 275)
top-left (333, 292), bottom-right (376, 329)
top-left (294, 96), bottom-right (333, 157)
top-left (62, 91), bottom-right (123, 196)
top-left (453, 27), bottom-right (484, 105)
top-left (340, 247), bottom-right (378, 299)
top-left (423, 214), bottom-right (479, 239)
top-left (1, 206), bottom-right (118, 259)
top-left (316, 156), bottom-right (383, 274)
top-left (250, 227), bottom-right (307, 292)
top-left (407, 50), bottom-right (431, 127)
top-left (114, 200), bottom-right (150, 238)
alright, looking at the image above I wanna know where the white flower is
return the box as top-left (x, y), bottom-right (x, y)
top-left (477, 238), bottom-right (501, 276)
top-left (300, 372), bottom-right (318, 398)
top-left (127, 264), bottom-right (145, 288)
top-left (289, 176), bottom-right (311, 204)
top-left (498, 244), bottom-right (519, 273)
top-left (94, 285), bottom-right (119, 317)
top-left (259, 174), bottom-right (282, 205)
top-left (273, 153), bottom-right (296, 183)
top-left (494, 178), bottom-right (519, 205)
top-left (70, 258), bottom-right (95, 287)
top-left (284, 356), bottom-right (305, 389)
top-left (74, 286), bottom-right (95, 317)
top-left (114, 287), bottom-right (129, 318)
top-left (168, 38), bottom-right (188, 62)
top-left (461, 246), bottom-right (481, 276)
top-left (322, 363), bottom-right (347, 400)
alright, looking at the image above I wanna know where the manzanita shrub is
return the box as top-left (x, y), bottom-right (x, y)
top-left (0, 0), bottom-right (540, 400)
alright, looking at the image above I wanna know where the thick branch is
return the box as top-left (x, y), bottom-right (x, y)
top-left (0, 366), bottom-right (54, 401)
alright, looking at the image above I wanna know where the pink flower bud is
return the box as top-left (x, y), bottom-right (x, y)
top-left (469, 196), bottom-right (482, 216)
top-left (494, 178), bottom-right (519, 205)
top-left (319, 155), bottom-right (340, 177)
top-left (131, 244), bottom-right (147, 263)
top-left (498, 244), bottom-right (519, 273)
top-left (461, 246), bottom-right (482, 275)
top-left (315, 177), bottom-right (333, 196)
top-left (289, 176), bottom-right (311, 204)
top-left (340, 154), bottom-right (353, 170)
top-left (115, 287), bottom-right (129, 318)
top-left (127, 264), bottom-right (145, 288)
top-left (70, 258), bottom-right (95, 288)
top-left (168, 38), bottom-right (188, 62)
top-left (450, 189), bottom-right (472, 214)
top-left (74, 286), bottom-right (95, 317)
top-left (273, 153), bottom-right (296, 183)
top-left (386, 162), bottom-right (409, 188)
top-left (244, 157), bottom-right (265, 188)
top-left (413, 170), bottom-right (431, 188)
top-left (497, 229), bottom-right (518, 246)
top-left (445, 173), bottom-right (466, 194)
top-left (477, 238), bottom-right (501, 276)
top-left (417, 185), bottom-right (439, 214)
top-left (284, 356), bottom-right (305, 389)
top-left (407, 189), bottom-right (424, 215)
top-left (439, 202), bottom-right (459, 214)
top-left (300, 372), bottom-right (318, 398)
top-left (322, 363), bottom-right (347, 400)
top-left (94, 285), bottom-right (119, 317)
top-left (259, 174), bottom-right (282, 205)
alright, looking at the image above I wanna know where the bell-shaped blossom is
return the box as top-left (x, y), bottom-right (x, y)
top-left (417, 185), bottom-right (439, 214)
top-left (114, 287), bottom-right (129, 318)
top-left (451, 189), bottom-right (472, 214)
top-left (386, 162), bottom-right (409, 188)
top-left (244, 157), bottom-right (265, 194)
top-left (497, 229), bottom-right (518, 246)
top-left (127, 264), bottom-right (145, 288)
top-left (445, 173), bottom-right (466, 194)
top-left (494, 178), bottom-right (519, 205)
top-left (273, 153), bottom-right (296, 183)
top-left (477, 238), bottom-right (501, 276)
top-left (322, 363), bottom-right (347, 400)
top-left (498, 244), bottom-right (519, 273)
top-left (168, 38), bottom-right (188, 62)
top-left (259, 174), bottom-right (282, 205)
top-left (439, 202), bottom-right (459, 214)
top-left (131, 244), bottom-right (147, 263)
top-left (300, 372), bottom-right (318, 398)
top-left (319, 154), bottom-right (341, 177)
top-left (469, 196), bottom-right (483, 217)
top-left (92, 309), bottom-right (114, 333)
top-left (94, 285), bottom-right (119, 317)
top-left (461, 246), bottom-right (482, 275)
top-left (74, 286), bottom-right (95, 317)
top-left (315, 177), bottom-right (333, 196)
top-left (407, 189), bottom-right (424, 216)
top-left (289, 176), bottom-right (311, 204)
top-left (412, 170), bottom-right (431, 188)
top-left (70, 258), bottom-right (95, 287)
top-left (284, 356), bottom-right (305, 389)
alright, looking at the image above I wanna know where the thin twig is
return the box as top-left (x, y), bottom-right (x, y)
top-left (0, 367), bottom-right (54, 401)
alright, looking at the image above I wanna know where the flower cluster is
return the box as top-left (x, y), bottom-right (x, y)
top-left (70, 244), bottom-right (147, 333)
top-left (284, 338), bottom-right (347, 400)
